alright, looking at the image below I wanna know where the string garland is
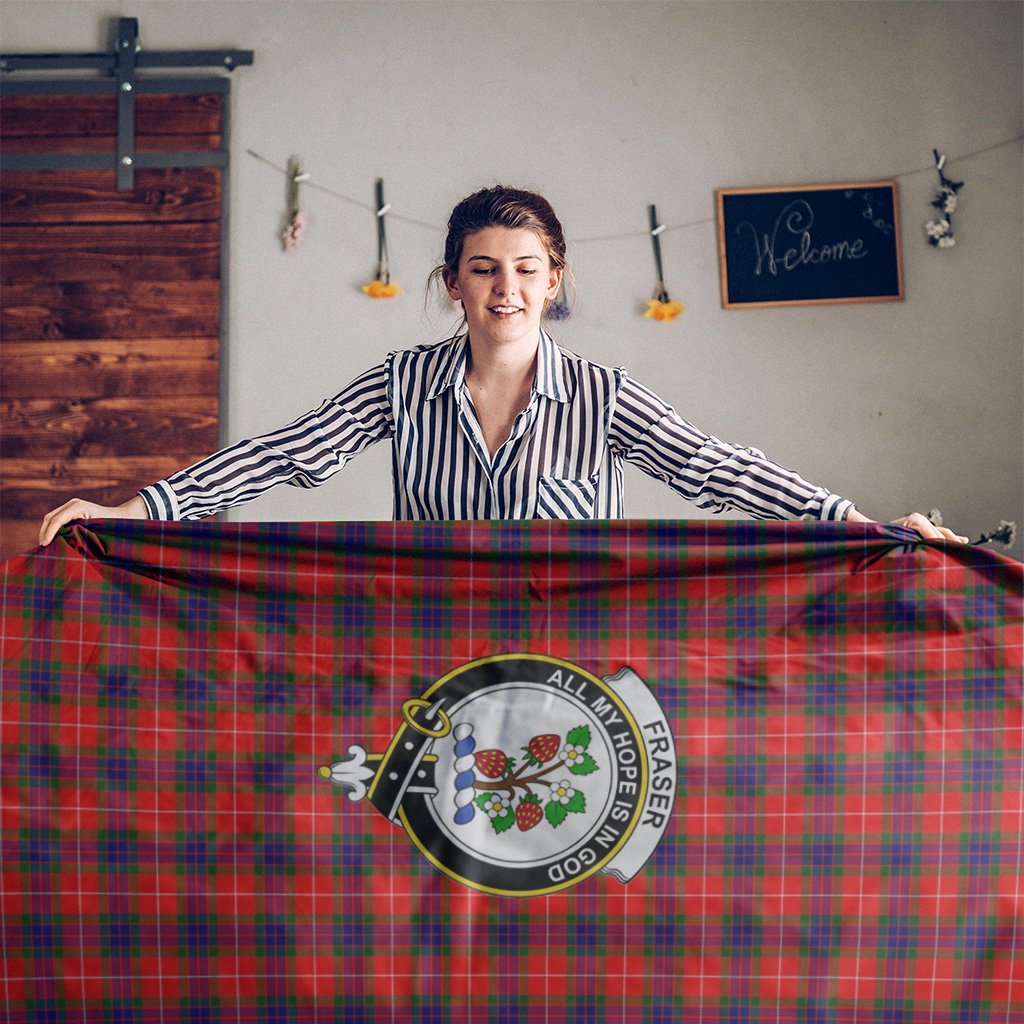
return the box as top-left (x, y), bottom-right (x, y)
top-left (248, 149), bottom-right (439, 231)
top-left (247, 134), bottom-right (1021, 244)
top-left (250, 133), bottom-right (1022, 320)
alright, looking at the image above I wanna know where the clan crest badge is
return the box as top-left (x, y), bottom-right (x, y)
top-left (319, 655), bottom-right (676, 896)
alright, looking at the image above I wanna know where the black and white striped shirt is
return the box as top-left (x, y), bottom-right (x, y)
top-left (139, 331), bottom-right (854, 522)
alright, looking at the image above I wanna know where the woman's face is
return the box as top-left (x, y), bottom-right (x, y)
top-left (445, 227), bottom-right (561, 350)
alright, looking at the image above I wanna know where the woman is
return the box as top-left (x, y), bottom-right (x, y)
top-left (39, 186), bottom-right (967, 545)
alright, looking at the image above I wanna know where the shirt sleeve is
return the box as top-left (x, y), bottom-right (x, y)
top-left (607, 374), bottom-right (855, 522)
top-left (138, 360), bottom-right (394, 520)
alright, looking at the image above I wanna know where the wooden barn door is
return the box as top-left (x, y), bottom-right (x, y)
top-left (0, 22), bottom-right (250, 561)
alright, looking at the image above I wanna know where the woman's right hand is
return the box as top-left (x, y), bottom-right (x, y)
top-left (39, 494), bottom-right (149, 548)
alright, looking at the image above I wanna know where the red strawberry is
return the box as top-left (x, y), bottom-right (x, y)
top-left (527, 734), bottom-right (560, 764)
top-left (474, 749), bottom-right (508, 779)
top-left (515, 800), bottom-right (543, 832)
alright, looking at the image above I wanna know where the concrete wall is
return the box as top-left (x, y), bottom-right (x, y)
top-left (4, 0), bottom-right (1022, 554)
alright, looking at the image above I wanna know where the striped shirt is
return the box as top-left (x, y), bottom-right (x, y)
top-left (139, 331), bottom-right (854, 522)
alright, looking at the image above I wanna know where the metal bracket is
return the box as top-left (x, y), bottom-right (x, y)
top-left (1, 16), bottom-right (254, 191)
top-left (116, 18), bottom-right (140, 189)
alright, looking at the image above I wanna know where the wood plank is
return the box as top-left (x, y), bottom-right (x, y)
top-left (1, 397), bottom-right (219, 459)
top-left (1, 168), bottom-right (222, 224)
top-left (0, 134), bottom-right (223, 154)
top-left (0, 94), bottom-right (223, 137)
top-left (1, 518), bottom-right (46, 562)
top-left (1, 339), bottom-right (219, 398)
top-left (1, 278), bottom-right (219, 340)
top-left (1, 222), bottom-right (220, 283)
top-left (0, 455), bottom-right (204, 522)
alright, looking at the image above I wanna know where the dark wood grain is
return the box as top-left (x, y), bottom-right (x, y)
top-left (1, 396), bottom-right (219, 459)
top-left (0, 93), bottom-right (223, 137)
top-left (1, 222), bottom-right (220, 283)
top-left (1, 278), bottom-right (219, 340)
top-left (1, 168), bottom-right (222, 224)
top-left (1, 518), bottom-right (46, 561)
top-left (0, 92), bottom-right (222, 552)
top-left (0, 134), bottom-right (223, 154)
top-left (1, 452), bottom-right (221, 561)
top-left (1, 339), bottom-right (219, 398)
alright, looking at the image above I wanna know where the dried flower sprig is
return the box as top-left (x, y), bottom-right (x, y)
top-left (362, 177), bottom-right (401, 299)
top-left (282, 210), bottom-right (308, 252)
top-left (362, 279), bottom-right (402, 299)
top-left (645, 298), bottom-right (685, 322)
top-left (282, 156), bottom-right (310, 252)
top-left (972, 521), bottom-right (1017, 548)
top-left (924, 150), bottom-right (963, 249)
top-left (644, 204), bottom-right (684, 323)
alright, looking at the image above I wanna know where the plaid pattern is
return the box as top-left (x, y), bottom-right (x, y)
top-left (1, 519), bottom-right (1021, 1023)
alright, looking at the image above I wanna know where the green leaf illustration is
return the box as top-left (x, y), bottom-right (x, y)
top-left (475, 794), bottom-right (492, 810)
top-left (545, 801), bottom-right (569, 828)
top-left (566, 725), bottom-right (592, 749)
top-left (565, 790), bottom-right (587, 814)
top-left (569, 753), bottom-right (599, 776)
top-left (492, 810), bottom-right (515, 835)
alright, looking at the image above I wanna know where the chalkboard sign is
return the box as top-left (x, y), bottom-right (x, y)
top-left (716, 181), bottom-right (904, 309)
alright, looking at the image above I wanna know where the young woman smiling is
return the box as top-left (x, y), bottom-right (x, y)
top-left (39, 186), bottom-right (967, 545)
top-left (445, 225), bottom-right (561, 460)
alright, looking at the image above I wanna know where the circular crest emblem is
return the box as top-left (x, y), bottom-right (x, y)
top-left (319, 654), bottom-right (676, 897)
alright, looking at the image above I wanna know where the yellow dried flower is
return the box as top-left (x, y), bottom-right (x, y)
top-left (361, 280), bottom-right (402, 299)
top-left (643, 299), bottom-right (685, 322)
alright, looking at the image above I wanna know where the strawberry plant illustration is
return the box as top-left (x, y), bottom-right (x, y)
top-left (471, 727), bottom-right (599, 834)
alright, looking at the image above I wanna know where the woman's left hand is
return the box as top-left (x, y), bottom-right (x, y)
top-left (847, 509), bottom-right (969, 544)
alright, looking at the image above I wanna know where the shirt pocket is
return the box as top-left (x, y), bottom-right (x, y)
top-left (534, 475), bottom-right (600, 519)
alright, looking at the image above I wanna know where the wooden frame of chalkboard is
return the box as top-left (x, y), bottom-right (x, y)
top-left (716, 181), bottom-right (904, 309)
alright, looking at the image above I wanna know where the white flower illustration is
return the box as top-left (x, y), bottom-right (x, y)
top-left (549, 780), bottom-right (576, 806)
top-left (481, 793), bottom-right (510, 819)
top-left (560, 743), bottom-right (586, 768)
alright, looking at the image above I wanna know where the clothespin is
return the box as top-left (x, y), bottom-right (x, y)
top-left (287, 156), bottom-right (310, 218)
top-left (932, 149), bottom-right (963, 192)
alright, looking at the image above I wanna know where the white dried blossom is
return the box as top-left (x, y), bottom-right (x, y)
top-left (937, 235), bottom-right (956, 249)
top-left (925, 219), bottom-right (951, 239)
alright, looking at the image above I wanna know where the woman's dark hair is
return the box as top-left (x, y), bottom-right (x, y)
top-left (428, 186), bottom-right (573, 319)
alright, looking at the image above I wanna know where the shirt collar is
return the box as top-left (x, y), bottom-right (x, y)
top-left (426, 329), bottom-right (570, 403)
top-left (425, 335), bottom-right (469, 400)
top-left (535, 328), bottom-right (571, 403)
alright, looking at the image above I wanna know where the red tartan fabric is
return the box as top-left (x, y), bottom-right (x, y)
top-left (0, 519), bottom-right (1021, 1023)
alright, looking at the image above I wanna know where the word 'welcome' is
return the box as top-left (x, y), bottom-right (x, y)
top-left (736, 200), bottom-right (868, 277)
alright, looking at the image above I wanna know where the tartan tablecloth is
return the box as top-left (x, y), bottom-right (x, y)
top-left (1, 519), bottom-right (1021, 1023)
